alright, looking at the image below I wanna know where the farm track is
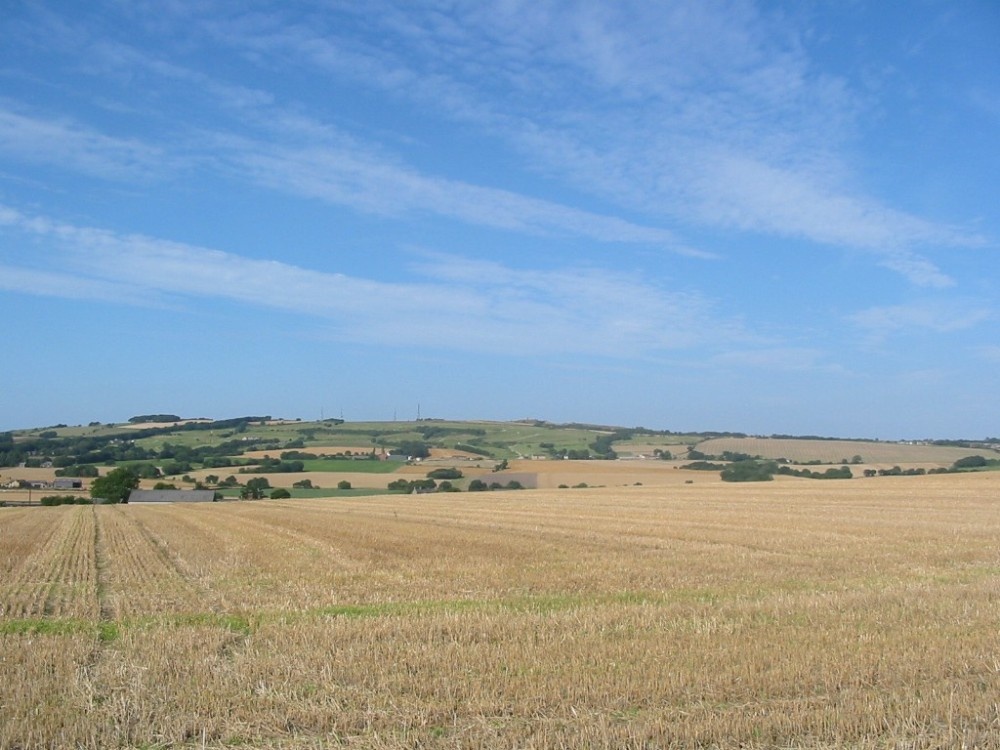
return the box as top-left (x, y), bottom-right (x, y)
top-left (93, 504), bottom-right (114, 622)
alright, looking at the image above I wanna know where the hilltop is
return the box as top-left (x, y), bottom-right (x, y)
top-left (1, 416), bottom-right (998, 503)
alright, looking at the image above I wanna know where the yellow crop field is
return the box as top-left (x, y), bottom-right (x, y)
top-left (1, 473), bottom-right (999, 749)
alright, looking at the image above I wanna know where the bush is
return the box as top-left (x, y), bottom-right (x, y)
top-left (427, 468), bottom-right (463, 480)
top-left (40, 495), bottom-right (77, 506)
top-left (337, 480), bottom-right (352, 490)
top-left (720, 460), bottom-right (776, 482)
top-left (270, 488), bottom-right (291, 499)
top-left (387, 478), bottom-right (436, 492)
top-left (953, 455), bottom-right (987, 469)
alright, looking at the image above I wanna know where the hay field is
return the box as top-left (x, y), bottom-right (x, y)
top-left (1, 474), bottom-right (999, 749)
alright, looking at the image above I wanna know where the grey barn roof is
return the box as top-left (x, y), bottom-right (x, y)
top-left (128, 489), bottom-right (217, 503)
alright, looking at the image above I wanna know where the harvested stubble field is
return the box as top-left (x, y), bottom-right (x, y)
top-left (1, 473), bottom-right (999, 749)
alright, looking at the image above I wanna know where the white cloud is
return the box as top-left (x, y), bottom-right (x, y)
top-left (0, 205), bottom-right (732, 357)
top-left (197, 1), bottom-right (986, 284)
top-left (6, 2), bottom-right (988, 287)
top-left (850, 300), bottom-right (993, 342)
top-left (229, 140), bottom-right (704, 253)
top-left (0, 105), bottom-right (164, 179)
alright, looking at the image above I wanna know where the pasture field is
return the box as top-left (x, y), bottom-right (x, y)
top-left (1, 474), bottom-right (999, 749)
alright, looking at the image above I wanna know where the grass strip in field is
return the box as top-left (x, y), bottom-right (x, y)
top-left (0, 590), bottom-right (703, 640)
top-left (0, 617), bottom-right (118, 641)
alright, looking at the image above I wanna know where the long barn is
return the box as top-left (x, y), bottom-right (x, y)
top-left (127, 489), bottom-right (218, 503)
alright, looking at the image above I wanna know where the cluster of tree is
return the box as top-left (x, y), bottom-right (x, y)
top-left (239, 477), bottom-right (271, 499)
top-left (717, 459), bottom-right (856, 482)
top-left (953, 455), bottom-right (994, 469)
top-left (54, 465), bottom-right (100, 478)
top-left (384, 476), bottom-right (524, 493)
top-left (775, 465), bottom-right (853, 479)
top-left (238, 458), bottom-right (304, 474)
top-left (468, 479), bottom-right (524, 491)
top-left (930, 439), bottom-right (1000, 449)
top-left (279, 451), bottom-right (318, 460)
top-left (128, 414), bottom-right (182, 423)
top-left (90, 467), bottom-right (140, 503)
top-left (1, 417), bottom-right (284, 471)
top-left (40, 495), bottom-right (93, 506)
top-left (720, 461), bottom-right (776, 482)
top-left (426, 468), bottom-right (463, 480)
top-left (390, 441), bottom-right (431, 459)
top-left (453, 443), bottom-right (493, 457)
top-left (588, 434), bottom-right (619, 459)
top-left (863, 466), bottom-right (929, 477)
top-left (860, 456), bottom-right (998, 478)
top-left (387, 478), bottom-right (439, 492)
top-left (681, 461), bottom-right (726, 471)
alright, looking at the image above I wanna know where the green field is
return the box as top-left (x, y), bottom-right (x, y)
top-left (299, 458), bottom-right (402, 473)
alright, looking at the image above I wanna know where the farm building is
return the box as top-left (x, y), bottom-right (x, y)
top-left (128, 489), bottom-right (218, 503)
top-left (52, 478), bottom-right (84, 490)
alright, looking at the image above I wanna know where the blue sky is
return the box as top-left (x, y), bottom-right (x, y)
top-left (1, 1), bottom-right (997, 438)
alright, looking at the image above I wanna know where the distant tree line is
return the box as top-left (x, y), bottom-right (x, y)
top-left (718, 460), bottom-right (854, 482)
top-left (0, 417), bottom-right (274, 469)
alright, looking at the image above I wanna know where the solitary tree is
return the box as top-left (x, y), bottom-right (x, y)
top-left (90, 466), bottom-right (140, 503)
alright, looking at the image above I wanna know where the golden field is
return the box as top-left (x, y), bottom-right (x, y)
top-left (1, 473), bottom-right (999, 749)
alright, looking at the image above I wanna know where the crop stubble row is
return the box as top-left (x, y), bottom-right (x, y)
top-left (0, 473), bottom-right (998, 748)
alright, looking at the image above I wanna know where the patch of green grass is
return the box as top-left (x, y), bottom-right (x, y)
top-left (0, 618), bottom-right (90, 636)
top-left (97, 621), bottom-right (119, 641)
top-left (0, 617), bottom-right (119, 640)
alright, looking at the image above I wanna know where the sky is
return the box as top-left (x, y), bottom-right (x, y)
top-left (1, 1), bottom-right (997, 439)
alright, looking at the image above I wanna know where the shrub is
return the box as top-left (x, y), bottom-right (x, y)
top-left (40, 495), bottom-right (77, 506)
top-left (337, 480), bottom-right (352, 490)
top-left (720, 461), bottom-right (776, 483)
top-left (270, 488), bottom-right (291, 499)
top-left (427, 468), bottom-right (463, 480)
top-left (953, 455), bottom-right (987, 469)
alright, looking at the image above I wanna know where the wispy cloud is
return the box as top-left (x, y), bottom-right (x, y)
top-left (199, 1), bottom-right (986, 284)
top-left (0, 104), bottom-right (165, 180)
top-left (850, 300), bottom-right (994, 343)
top-left (227, 139), bottom-right (705, 253)
top-left (710, 346), bottom-right (842, 373)
top-left (0, 205), bottom-right (731, 357)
